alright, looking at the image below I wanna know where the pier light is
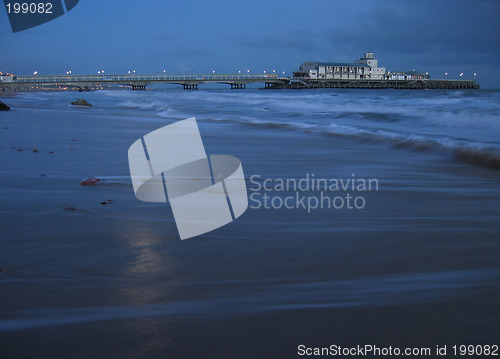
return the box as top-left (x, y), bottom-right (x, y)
top-left (474, 73), bottom-right (477, 77)
top-left (273, 70), bottom-right (275, 73)
top-left (133, 70), bottom-right (136, 73)
top-left (460, 73), bottom-right (464, 77)
top-left (98, 71), bottom-right (101, 74)
top-left (263, 70), bottom-right (266, 73)
top-left (212, 70), bottom-right (215, 74)
top-left (34, 71), bottom-right (38, 75)
top-left (238, 70), bottom-right (241, 74)
top-left (128, 71), bottom-right (131, 74)
top-left (163, 70), bottom-right (166, 73)
top-left (283, 71), bottom-right (285, 74)
top-left (247, 70), bottom-right (250, 73)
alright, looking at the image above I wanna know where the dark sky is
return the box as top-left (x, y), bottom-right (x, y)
top-left (1, 0), bottom-right (499, 88)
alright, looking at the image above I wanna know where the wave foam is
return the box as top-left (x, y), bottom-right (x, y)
top-left (117, 100), bottom-right (166, 110)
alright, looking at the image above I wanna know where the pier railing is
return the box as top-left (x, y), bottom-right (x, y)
top-left (13, 74), bottom-right (281, 83)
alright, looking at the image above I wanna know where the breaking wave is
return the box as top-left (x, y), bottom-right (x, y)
top-left (106, 89), bottom-right (500, 170)
top-left (201, 115), bottom-right (500, 170)
top-left (117, 100), bottom-right (167, 110)
top-left (323, 123), bottom-right (500, 169)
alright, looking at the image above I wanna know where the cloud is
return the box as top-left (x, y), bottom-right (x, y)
top-left (323, 3), bottom-right (500, 66)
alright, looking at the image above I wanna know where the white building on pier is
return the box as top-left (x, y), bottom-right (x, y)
top-left (295, 52), bottom-right (386, 80)
top-left (294, 52), bottom-right (432, 81)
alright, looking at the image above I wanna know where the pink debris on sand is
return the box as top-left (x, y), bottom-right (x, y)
top-left (80, 177), bottom-right (101, 186)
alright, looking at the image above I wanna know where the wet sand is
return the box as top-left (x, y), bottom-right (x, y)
top-left (1, 90), bottom-right (499, 358)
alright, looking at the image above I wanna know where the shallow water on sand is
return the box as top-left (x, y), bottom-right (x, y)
top-left (0, 88), bottom-right (499, 358)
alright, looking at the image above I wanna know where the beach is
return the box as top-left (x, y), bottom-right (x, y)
top-left (1, 87), bottom-right (499, 358)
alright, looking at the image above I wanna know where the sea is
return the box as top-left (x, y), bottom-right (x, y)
top-left (0, 87), bottom-right (499, 358)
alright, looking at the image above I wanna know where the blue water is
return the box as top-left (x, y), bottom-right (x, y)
top-left (0, 88), bottom-right (499, 358)
top-left (10, 88), bottom-right (500, 164)
top-left (106, 88), bottom-right (500, 168)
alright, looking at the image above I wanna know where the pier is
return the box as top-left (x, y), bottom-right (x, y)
top-left (1, 74), bottom-right (290, 92)
top-left (268, 78), bottom-right (479, 90)
top-left (0, 74), bottom-right (479, 92)
top-left (287, 54), bottom-right (479, 90)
